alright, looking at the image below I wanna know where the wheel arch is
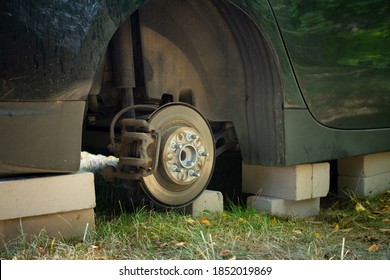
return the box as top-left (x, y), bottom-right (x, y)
top-left (91, 0), bottom-right (295, 166)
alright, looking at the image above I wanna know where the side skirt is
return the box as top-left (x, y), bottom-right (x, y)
top-left (0, 101), bottom-right (85, 176)
top-left (284, 109), bottom-right (390, 165)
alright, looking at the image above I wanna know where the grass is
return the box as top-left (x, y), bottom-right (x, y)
top-left (1, 153), bottom-right (389, 260)
top-left (1, 183), bottom-right (389, 260)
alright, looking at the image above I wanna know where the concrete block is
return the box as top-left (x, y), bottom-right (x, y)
top-left (242, 162), bottom-right (329, 201)
top-left (0, 209), bottom-right (95, 244)
top-left (247, 196), bottom-right (320, 218)
top-left (338, 152), bottom-right (390, 177)
top-left (0, 172), bottom-right (96, 220)
top-left (186, 190), bottom-right (223, 216)
top-left (338, 172), bottom-right (390, 197)
top-left (313, 162), bottom-right (330, 197)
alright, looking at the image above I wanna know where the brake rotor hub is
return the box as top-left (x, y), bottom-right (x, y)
top-left (162, 127), bottom-right (208, 185)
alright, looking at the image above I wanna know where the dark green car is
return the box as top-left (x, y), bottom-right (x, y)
top-left (1, 0), bottom-right (389, 206)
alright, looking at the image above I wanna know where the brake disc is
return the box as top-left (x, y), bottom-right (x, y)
top-left (142, 102), bottom-right (215, 207)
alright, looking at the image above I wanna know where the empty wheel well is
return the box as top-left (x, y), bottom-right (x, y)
top-left (85, 0), bottom-right (284, 164)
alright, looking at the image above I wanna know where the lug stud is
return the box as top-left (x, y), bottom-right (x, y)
top-left (188, 170), bottom-right (200, 177)
top-left (172, 165), bottom-right (182, 172)
top-left (198, 150), bottom-right (209, 157)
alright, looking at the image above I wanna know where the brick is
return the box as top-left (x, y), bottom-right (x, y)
top-left (0, 209), bottom-right (95, 245)
top-left (247, 196), bottom-right (320, 217)
top-left (186, 190), bottom-right (223, 216)
top-left (338, 152), bottom-right (390, 177)
top-left (242, 162), bottom-right (329, 201)
top-left (313, 162), bottom-right (330, 197)
top-left (338, 172), bottom-right (390, 197)
top-left (0, 172), bottom-right (96, 220)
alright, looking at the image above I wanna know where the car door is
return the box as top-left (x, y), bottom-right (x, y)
top-left (269, 0), bottom-right (390, 129)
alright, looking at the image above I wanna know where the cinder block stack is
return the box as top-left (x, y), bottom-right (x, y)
top-left (242, 162), bottom-right (330, 217)
top-left (338, 152), bottom-right (390, 197)
top-left (0, 172), bottom-right (96, 245)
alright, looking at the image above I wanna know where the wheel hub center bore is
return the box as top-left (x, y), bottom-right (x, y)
top-left (179, 144), bottom-right (198, 169)
top-left (162, 127), bottom-right (209, 185)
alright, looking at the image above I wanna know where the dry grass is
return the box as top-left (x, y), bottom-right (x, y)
top-left (1, 189), bottom-right (389, 260)
top-left (1, 153), bottom-right (389, 260)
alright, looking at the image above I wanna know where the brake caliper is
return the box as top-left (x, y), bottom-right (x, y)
top-left (104, 117), bottom-right (160, 181)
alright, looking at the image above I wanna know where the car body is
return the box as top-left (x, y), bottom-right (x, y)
top-left (1, 0), bottom-right (389, 205)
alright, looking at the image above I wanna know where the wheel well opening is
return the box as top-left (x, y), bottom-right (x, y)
top-left (83, 0), bottom-right (282, 166)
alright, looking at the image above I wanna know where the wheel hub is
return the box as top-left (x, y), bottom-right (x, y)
top-left (162, 127), bottom-right (208, 185)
